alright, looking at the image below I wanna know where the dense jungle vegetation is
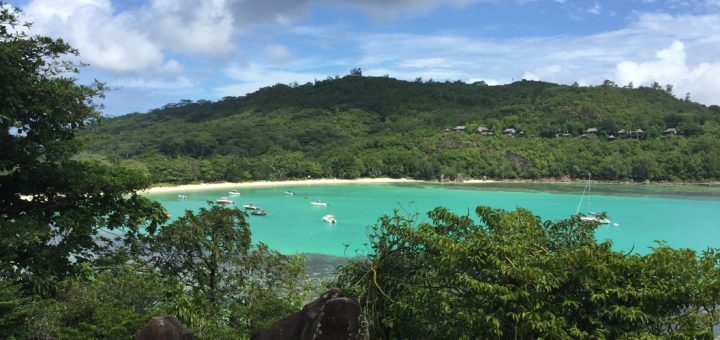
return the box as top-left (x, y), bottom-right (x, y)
top-left (83, 70), bottom-right (720, 183)
top-left (2, 5), bottom-right (719, 339)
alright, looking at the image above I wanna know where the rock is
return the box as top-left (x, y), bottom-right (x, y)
top-left (135, 316), bottom-right (193, 340)
top-left (251, 288), bottom-right (367, 340)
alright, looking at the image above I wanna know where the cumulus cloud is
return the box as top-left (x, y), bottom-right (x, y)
top-left (19, 0), bottom-right (484, 74)
top-left (616, 41), bottom-right (720, 104)
top-left (24, 0), bottom-right (166, 72)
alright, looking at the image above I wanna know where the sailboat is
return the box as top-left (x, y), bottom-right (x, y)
top-left (576, 175), bottom-right (616, 225)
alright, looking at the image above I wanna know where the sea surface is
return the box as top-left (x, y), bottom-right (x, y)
top-left (146, 182), bottom-right (720, 257)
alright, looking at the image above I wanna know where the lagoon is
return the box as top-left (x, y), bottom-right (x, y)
top-left (146, 183), bottom-right (720, 256)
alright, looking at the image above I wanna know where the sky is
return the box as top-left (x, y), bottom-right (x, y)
top-left (6, 0), bottom-right (720, 115)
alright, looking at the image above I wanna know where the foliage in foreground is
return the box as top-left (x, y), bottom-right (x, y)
top-left (146, 204), bottom-right (315, 337)
top-left (0, 4), bottom-right (166, 293)
top-left (336, 206), bottom-right (720, 339)
top-left (0, 206), bottom-right (321, 339)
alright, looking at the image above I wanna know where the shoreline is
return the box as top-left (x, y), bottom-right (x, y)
top-left (141, 178), bottom-right (446, 194)
top-left (140, 177), bottom-right (718, 195)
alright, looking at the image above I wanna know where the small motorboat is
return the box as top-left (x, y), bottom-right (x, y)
top-left (216, 199), bottom-right (233, 205)
top-left (322, 214), bottom-right (336, 224)
top-left (580, 212), bottom-right (611, 225)
top-left (251, 209), bottom-right (267, 216)
top-left (311, 201), bottom-right (328, 206)
top-left (243, 203), bottom-right (258, 210)
top-left (283, 191), bottom-right (295, 196)
top-left (229, 190), bottom-right (241, 195)
top-left (178, 193), bottom-right (187, 199)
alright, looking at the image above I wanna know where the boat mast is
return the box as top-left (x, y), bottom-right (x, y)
top-left (576, 174), bottom-right (591, 214)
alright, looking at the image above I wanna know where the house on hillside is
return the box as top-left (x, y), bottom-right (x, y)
top-left (617, 129), bottom-right (628, 138)
top-left (585, 127), bottom-right (598, 135)
top-left (502, 128), bottom-right (517, 136)
top-left (664, 127), bottom-right (678, 136)
top-left (631, 129), bottom-right (645, 139)
top-left (453, 125), bottom-right (466, 133)
top-left (607, 135), bottom-right (617, 141)
top-left (475, 126), bottom-right (493, 136)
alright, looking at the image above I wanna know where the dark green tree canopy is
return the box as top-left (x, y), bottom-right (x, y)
top-left (337, 206), bottom-right (720, 338)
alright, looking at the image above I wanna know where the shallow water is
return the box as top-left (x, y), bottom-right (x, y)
top-left (147, 183), bottom-right (720, 256)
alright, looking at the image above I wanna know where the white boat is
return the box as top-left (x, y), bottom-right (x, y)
top-left (311, 201), bottom-right (328, 206)
top-left (243, 203), bottom-right (258, 210)
top-left (229, 190), bottom-right (240, 195)
top-left (178, 193), bottom-right (187, 199)
top-left (322, 214), bottom-right (337, 224)
top-left (580, 212), bottom-right (611, 224)
top-left (216, 199), bottom-right (233, 205)
top-left (251, 209), bottom-right (267, 216)
top-left (284, 191), bottom-right (295, 196)
top-left (576, 175), bottom-right (614, 225)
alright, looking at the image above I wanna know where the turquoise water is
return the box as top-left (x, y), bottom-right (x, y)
top-left (146, 183), bottom-right (720, 256)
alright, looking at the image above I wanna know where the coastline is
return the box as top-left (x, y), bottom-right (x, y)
top-left (140, 177), bottom-right (720, 195)
top-left (141, 177), bottom-right (468, 194)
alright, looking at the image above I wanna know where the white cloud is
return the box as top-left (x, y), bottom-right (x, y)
top-left (24, 0), bottom-right (166, 72)
top-left (344, 12), bottom-right (720, 105)
top-left (217, 64), bottom-right (325, 96)
top-left (616, 41), bottom-right (720, 104)
top-left (19, 0), bottom-right (484, 74)
top-left (144, 0), bottom-right (234, 56)
top-left (263, 44), bottom-right (293, 63)
top-left (114, 76), bottom-right (194, 90)
top-left (522, 65), bottom-right (566, 82)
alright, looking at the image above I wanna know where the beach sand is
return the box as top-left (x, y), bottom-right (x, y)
top-left (140, 178), bottom-right (464, 194)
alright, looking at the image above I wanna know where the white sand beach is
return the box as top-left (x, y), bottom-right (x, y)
top-left (141, 178), bottom-right (439, 194)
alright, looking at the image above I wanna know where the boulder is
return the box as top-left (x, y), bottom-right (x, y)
top-left (251, 288), bottom-right (367, 340)
top-left (135, 316), bottom-right (193, 340)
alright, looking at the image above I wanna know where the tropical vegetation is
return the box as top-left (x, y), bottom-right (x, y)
top-left (2, 4), bottom-right (719, 339)
top-left (82, 70), bottom-right (720, 184)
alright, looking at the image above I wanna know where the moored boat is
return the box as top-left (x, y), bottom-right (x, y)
top-left (284, 191), bottom-right (294, 196)
top-left (322, 214), bottom-right (336, 224)
top-left (580, 212), bottom-right (611, 224)
top-left (311, 201), bottom-right (328, 206)
top-left (243, 203), bottom-right (258, 210)
top-left (216, 199), bottom-right (233, 205)
top-left (576, 175), bottom-right (616, 226)
top-left (229, 190), bottom-right (240, 195)
top-left (251, 209), bottom-right (267, 216)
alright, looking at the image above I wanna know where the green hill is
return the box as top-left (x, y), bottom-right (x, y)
top-left (82, 75), bottom-right (720, 183)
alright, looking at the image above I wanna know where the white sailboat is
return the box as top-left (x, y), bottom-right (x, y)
top-left (576, 175), bottom-right (617, 226)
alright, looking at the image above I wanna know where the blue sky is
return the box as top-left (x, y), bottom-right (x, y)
top-left (7, 0), bottom-right (720, 115)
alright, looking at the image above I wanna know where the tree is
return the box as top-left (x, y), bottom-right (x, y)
top-left (149, 205), bottom-right (251, 308)
top-left (0, 6), bottom-right (166, 292)
top-left (147, 204), bottom-right (308, 334)
top-left (336, 206), bottom-right (720, 338)
top-left (349, 67), bottom-right (363, 77)
top-left (602, 79), bottom-right (616, 87)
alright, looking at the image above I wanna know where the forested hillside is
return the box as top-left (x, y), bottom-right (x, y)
top-left (83, 75), bottom-right (720, 183)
